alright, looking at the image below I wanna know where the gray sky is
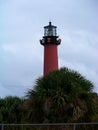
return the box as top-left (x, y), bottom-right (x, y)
top-left (0, 0), bottom-right (98, 98)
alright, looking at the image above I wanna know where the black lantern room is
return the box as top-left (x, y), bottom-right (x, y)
top-left (44, 22), bottom-right (57, 36)
top-left (40, 22), bottom-right (61, 46)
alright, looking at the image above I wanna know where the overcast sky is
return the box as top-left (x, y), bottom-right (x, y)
top-left (0, 0), bottom-right (98, 98)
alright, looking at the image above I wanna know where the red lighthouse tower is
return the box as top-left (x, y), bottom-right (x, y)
top-left (40, 22), bottom-right (61, 76)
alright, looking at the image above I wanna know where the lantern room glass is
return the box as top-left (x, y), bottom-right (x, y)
top-left (44, 25), bottom-right (57, 36)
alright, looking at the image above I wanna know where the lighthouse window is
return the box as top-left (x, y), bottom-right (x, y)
top-left (53, 28), bottom-right (56, 36)
top-left (48, 28), bottom-right (53, 36)
top-left (44, 27), bottom-right (56, 36)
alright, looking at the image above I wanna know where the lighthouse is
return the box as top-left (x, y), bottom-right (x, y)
top-left (40, 22), bottom-right (61, 76)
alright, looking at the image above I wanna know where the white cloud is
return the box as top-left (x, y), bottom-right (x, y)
top-left (59, 29), bottom-right (98, 92)
top-left (0, 83), bottom-right (13, 98)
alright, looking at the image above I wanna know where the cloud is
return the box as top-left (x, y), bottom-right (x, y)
top-left (1, 40), bottom-right (39, 96)
top-left (59, 30), bottom-right (98, 91)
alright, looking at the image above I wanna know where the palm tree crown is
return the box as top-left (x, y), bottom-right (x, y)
top-left (27, 67), bottom-right (95, 123)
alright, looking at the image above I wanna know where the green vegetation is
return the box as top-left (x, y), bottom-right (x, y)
top-left (0, 67), bottom-right (98, 125)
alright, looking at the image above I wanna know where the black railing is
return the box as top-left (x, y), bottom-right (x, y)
top-left (0, 123), bottom-right (98, 130)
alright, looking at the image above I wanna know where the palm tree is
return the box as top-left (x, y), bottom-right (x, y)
top-left (0, 96), bottom-right (24, 123)
top-left (26, 67), bottom-right (96, 123)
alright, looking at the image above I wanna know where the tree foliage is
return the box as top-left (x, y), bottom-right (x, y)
top-left (0, 67), bottom-right (98, 125)
top-left (26, 67), bottom-right (98, 123)
top-left (0, 96), bottom-right (24, 123)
